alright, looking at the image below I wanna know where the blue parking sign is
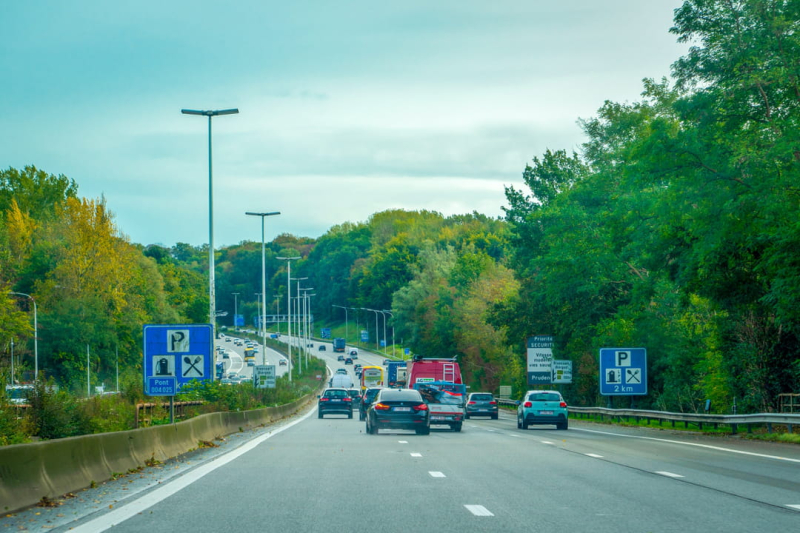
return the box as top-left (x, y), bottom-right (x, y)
top-left (143, 324), bottom-right (213, 395)
top-left (599, 348), bottom-right (647, 396)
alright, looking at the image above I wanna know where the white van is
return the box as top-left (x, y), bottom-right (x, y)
top-left (330, 373), bottom-right (354, 389)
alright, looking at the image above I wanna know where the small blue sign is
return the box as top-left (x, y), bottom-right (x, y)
top-left (380, 339), bottom-right (386, 348)
top-left (321, 328), bottom-right (331, 339)
top-left (146, 376), bottom-right (177, 396)
top-left (143, 324), bottom-right (213, 395)
top-left (599, 348), bottom-right (647, 396)
top-left (234, 314), bottom-right (244, 327)
top-left (360, 330), bottom-right (369, 342)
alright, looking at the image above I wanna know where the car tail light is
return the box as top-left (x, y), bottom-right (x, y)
top-left (489, 401), bottom-right (497, 405)
top-left (468, 401), bottom-right (476, 405)
top-left (374, 403), bottom-right (390, 411)
top-left (413, 403), bottom-right (428, 411)
top-left (560, 401), bottom-right (567, 408)
top-left (523, 401), bottom-right (532, 408)
top-left (343, 397), bottom-right (352, 402)
top-left (320, 398), bottom-right (329, 402)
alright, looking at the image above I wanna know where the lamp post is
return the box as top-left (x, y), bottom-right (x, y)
top-left (301, 289), bottom-right (314, 370)
top-left (292, 277), bottom-right (309, 371)
top-left (361, 308), bottom-right (380, 352)
top-left (232, 292), bottom-right (240, 331)
top-left (332, 305), bottom-right (349, 345)
top-left (10, 292), bottom-right (37, 381)
top-left (255, 293), bottom-right (263, 333)
top-left (274, 296), bottom-right (281, 335)
top-left (277, 256), bottom-right (301, 381)
top-left (246, 210), bottom-right (280, 363)
top-left (382, 310), bottom-right (395, 359)
top-left (181, 107), bottom-right (239, 352)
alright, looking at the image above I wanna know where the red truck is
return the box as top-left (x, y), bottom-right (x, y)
top-left (407, 357), bottom-right (466, 432)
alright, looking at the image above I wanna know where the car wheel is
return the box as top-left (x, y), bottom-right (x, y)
top-left (559, 419), bottom-right (569, 430)
top-left (416, 426), bottom-right (430, 435)
top-left (318, 411), bottom-right (323, 419)
top-left (348, 412), bottom-right (353, 419)
top-left (491, 413), bottom-right (498, 420)
top-left (517, 416), bottom-right (522, 429)
top-left (522, 419), bottom-right (529, 430)
top-left (452, 423), bottom-right (462, 432)
top-left (464, 414), bottom-right (470, 420)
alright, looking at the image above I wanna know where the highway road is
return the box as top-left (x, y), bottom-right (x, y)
top-left (9, 365), bottom-right (798, 532)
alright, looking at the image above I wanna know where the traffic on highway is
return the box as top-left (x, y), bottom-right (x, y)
top-left (6, 339), bottom-right (799, 532)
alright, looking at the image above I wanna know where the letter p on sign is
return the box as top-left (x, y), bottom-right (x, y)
top-left (615, 351), bottom-right (631, 367)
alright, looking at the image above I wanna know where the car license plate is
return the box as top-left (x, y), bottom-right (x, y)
top-left (394, 407), bottom-right (411, 412)
top-left (539, 410), bottom-right (553, 415)
top-left (331, 399), bottom-right (340, 402)
top-left (431, 416), bottom-right (446, 421)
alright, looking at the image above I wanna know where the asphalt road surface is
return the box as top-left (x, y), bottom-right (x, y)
top-left (9, 392), bottom-right (799, 532)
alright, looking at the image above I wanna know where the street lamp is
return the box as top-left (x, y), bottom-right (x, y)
top-left (246, 210), bottom-right (280, 364)
top-left (332, 305), bottom-right (349, 345)
top-left (10, 292), bottom-right (37, 381)
top-left (274, 296), bottom-right (281, 335)
top-left (277, 256), bottom-right (301, 381)
top-left (361, 308), bottom-right (380, 352)
top-left (181, 107), bottom-right (239, 351)
top-left (232, 292), bottom-right (240, 331)
top-left (382, 310), bottom-right (395, 359)
top-left (300, 288), bottom-right (314, 371)
top-left (293, 277), bottom-right (309, 371)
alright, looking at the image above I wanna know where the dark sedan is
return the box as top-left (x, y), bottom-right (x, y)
top-left (365, 388), bottom-right (430, 435)
top-left (359, 387), bottom-right (382, 421)
top-left (318, 388), bottom-right (353, 419)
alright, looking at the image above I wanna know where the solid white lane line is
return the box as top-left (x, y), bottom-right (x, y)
top-left (429, 471), bottom-right (446, 478)
top-left (69, 407), bottom-right (316, 533)
top-left (585, 453), bottom-right (604, 458)
top-left (656, 471), bottom-right (685, 478)
top-left (786, 504), bottom-right (800, 511)
top-left (509, 434), bottom-right (521, 437)
top-left (574, 428), bottom-right (800, 464)
top-left (411, 453), bottom-right (422, 457)
top-left (465, 505), bottom-right (494, 516)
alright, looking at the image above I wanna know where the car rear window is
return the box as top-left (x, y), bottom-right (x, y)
top-left (324, 390), bottom-right (349, 398)
top-left (529, 393), bottom-right (561, 402)
top-left (472, 394), bottom-right (494, 401)
top-left (379, 390), bottom-right (422, 402)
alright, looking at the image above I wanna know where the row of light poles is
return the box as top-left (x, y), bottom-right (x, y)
top-left (332, 305), bottom-right (395, 358)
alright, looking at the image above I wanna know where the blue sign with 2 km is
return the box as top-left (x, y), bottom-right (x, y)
top-left (143, 324), bottom-right (213, 396)
top-left (599, 348), bottom-right (647, 396)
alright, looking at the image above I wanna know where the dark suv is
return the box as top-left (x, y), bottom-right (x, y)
top-left (359, 387), bottom-right (382, 421)
top-left (465, 392), bottom-right (499, 419)
top-left (318, 388), bottom-right (353, 419)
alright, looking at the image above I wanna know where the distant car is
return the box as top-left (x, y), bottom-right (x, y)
top-left (279, 359), bottom-right (287, 366)
top-left (318, 388), bottom-right (353, 419)
top-left (247, 360), bottom-right (255, 367)
top-left (365, 388), bottom-right (430, 435)
top-left (220, 378), bottom-right (233, 385)
top-left (318, 345), bottom-right (326, 351)
top-left (222, 353), bottom-right (230, 359)
top-left (347, 389), bottom-right (362, 410)
top-left (308, 342), bottom-right (314, 347)
top-left (349, 349), bottom-right (358, 359)
top-left (517, 390), bottom-right (568, 430)
top-left (354, 364), bottom-right (362, 372)
top-left (359, 387), bottom-right (383, 421)
top-left (344, 357), bottom-right (353, 365)
top-left (383, 359), bottom-right (390, 365)
top-left (337, 355), bottom-right (345, 362)
top-left (336, 368), bottom-right (348, 375)
top-left (465, 392), bottom-right (498, 419)
top-left (225, 337), bottom-right (231, 342)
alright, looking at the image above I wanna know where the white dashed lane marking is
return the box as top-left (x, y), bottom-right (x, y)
top-left (398, 440), bottom-right (408, 444)
top-left (787, 505), bottom-right (800, 511)
top-left (411, 453), bottom-right (422, 457)
top-left (585, 453), bottom-right (603, 458)
top-left (656, 471), bottom-right (685, 478)
top-left (540, 440), bottom-right (554, 445)
top-left (465, 505), bottom-right (494, 516)
top-left (429, 471), bottom-right (446, 478)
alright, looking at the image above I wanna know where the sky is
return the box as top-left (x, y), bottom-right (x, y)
top-left (1, 0), bottom-right (688, 248)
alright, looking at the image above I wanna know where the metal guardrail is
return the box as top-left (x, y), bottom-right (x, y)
top-left (496, 399), bottom-right (800, 434)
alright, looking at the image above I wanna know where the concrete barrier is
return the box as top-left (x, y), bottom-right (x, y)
top-left (0, 391), bottom-right (320, 513)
